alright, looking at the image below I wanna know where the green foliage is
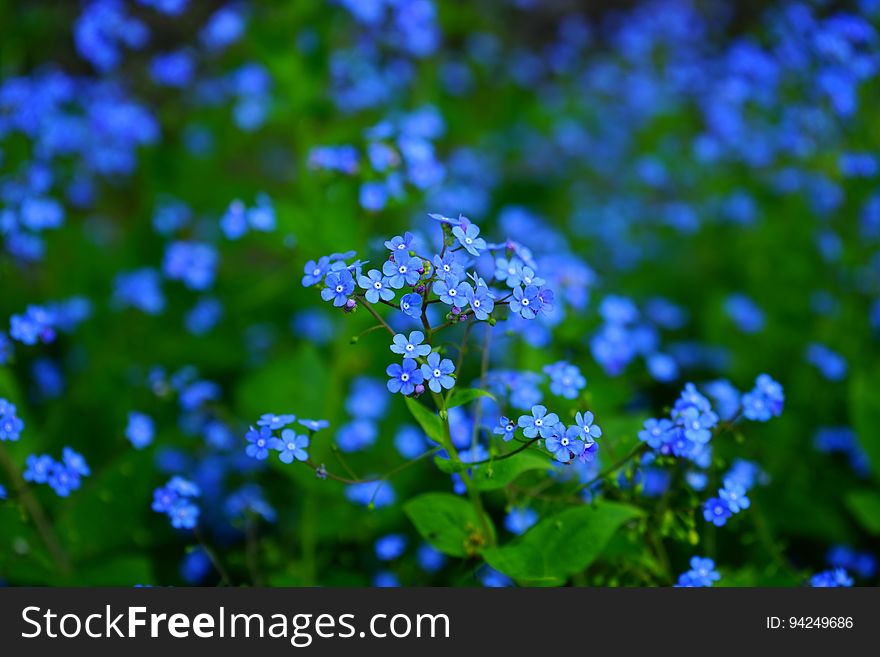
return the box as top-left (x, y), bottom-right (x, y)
top-left (849, 367), bottom-right (880, 480)
top-left (483, 502), bottom-right (643, 586)
top-left (404, 492), bottom-right (495, 558)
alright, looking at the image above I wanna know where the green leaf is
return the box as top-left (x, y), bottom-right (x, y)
top-left (849, 368), bottom-right (880, 479)
top-left (433, 450), bottom-right (552, 490)
top-left (482, 502), bottom-right (642, 586)
top-left (404, 397), bottom-right (447, 445)
top-left (845, 490), bottom-right (880, 535)
top-left (404, 492), bottom-right (494, 557)
top-left (446, 387), bottom-right (496, 409)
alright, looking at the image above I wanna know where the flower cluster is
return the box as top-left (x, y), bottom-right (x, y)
top-left (510, 404), bottom-right (602, 465)
top-left (810, 568), bottom-right (854, 588)
top-left (675, 556), bottom-right (721, 587)
top-left (0, 399), bottom-right (24, 441)
top-left (639, 375), bottom-right (784, 467)
top-left (220, 194), bottom-right (277, 240)
top-left (702, 461), bottom-right (760, 527)
top-left (244, 413), bottom-right (324, 464)
top-left (152, 476), bottom-right (201, 530)
top-left (23, 448), bottom-right (90, 497)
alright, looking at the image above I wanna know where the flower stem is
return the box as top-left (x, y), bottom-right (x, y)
top-left (0, 444), bottom-right (71, 577)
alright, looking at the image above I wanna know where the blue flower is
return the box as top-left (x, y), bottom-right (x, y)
top-left (375, 534), bottom-right (407, 560)
top-left (257, 413), bottom-right (296, 430)
top-left (382, 256), bottom-right (423, 288)
top-left (574, 411), bottom-right (602, 441)
top-left (168, 475), bottom-right (200, 497)
top-left (270, 429), bottom-right (309, 463)
top-left (162, 241), bottom-right (218, 291)
top-left (336, 419), bottom-right (378, 452)
top-left (60, 447), bottom-right (89, 477)
top-left (719, 481), bottom-right (750, 513)
top-left (299, 418), bottom-right (330, 432)
top-left (451, 219), bottom-right (487, 256)
top-left (359, 182), bottom-right (387, 211)
top-left (673, 382), bottom-right (713, 416)
top-left (417, 543), bottom-right (446, 572)
top-left (358, 269), bottom-right (395, 303)
top-left (420, 352), bottom-right (455, 393)
top-left (703, 497), bottom-right (733, 527)
top-left (10, 305), bottom-right (56, 345)
top-left (47, 462), bottom-right (80, 497)
top-left (493, 416), bottom-right (516, 442)
top-left (742, 374), bottom-right (785, 421)
top-left (464, 283), bottom-right (494, 320)
top-left (545, 425), bottom-right (585, 463)
top-left (433, 277), bottom-right (466, 306)
top-left (321, 269), bottom-right (355, 307)
top-left (390, 330), bottom-right (431, 357)
top-left (518, 404), bottom-right (559, 439)
top-left (23, 454), bottom-right (54, 483)
top-left (678, 407), bottom-right (719, 444)
top-left (510, 285), bottom-right (540, 319)
top-left (545, 361), bottom-right (586, 399)
top-left (113, 268), bottom-right (166, 315)
top-left (495, 256), bottom-right (523, 288)
top-left (432, 252), bottom-right (465, 282)
top-left (504, 507), bottom-right (538, 535)
top-left (384, 232), bottom-right (414, 255)
top-left (394, 425), bottom-right (428, 458)
top-left (806, 343), bottom-right (847, 381)
top-left (345, 481), bottom-right (396, 508)
top-left (386, 359), bottom-right (424, 395)
top-left (578, 438), bottom-right (599, 464)
top-left (126, 411), bottom-right (154, 449)
top-left (400, 293), bottom-right (423, 318)
top-left (302, 256), bottom-right (331, 287)
top-left (169, 502), bottom-right (200, 529)
top-left (675, 557), bottom-right (721, 587)
top-left (245, 425), bottom-right (272, 460)
top-left (638, 418), bottom-right (674, 449)
top-left (0, 408), bottom-right (24, 441)
top-left (810, 568), bottom-right (853, 587)
top-left (220, 200), bottom-right (248, 239)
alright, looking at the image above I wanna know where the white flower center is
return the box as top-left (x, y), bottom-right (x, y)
top-left (312, 268), bottom-right (321, 276)
top-left (535, 418), bottom-right (543, 427)
top-left (287, 442), bottom-right (295, 450)
top-left (449, 288), bottom-right (457, 296)
top-left (433, 369), bottom-right (441, 378)
top-left (399, 266), bottom-right (407, 274)
top-left (401, 373), bottom-right (409, 382)
top-left (336, 285), bottom-right (343, 293)
top-left (474, 300), bottom-right (481, 308)
top-left (374, 281), bottom-right (382, 289)
top-left (522, 298), bottom-right (530, 306)
top-left (406, 344), bottom-right (414, 352)
top-left (561, 437), bottom-right (569, 446)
